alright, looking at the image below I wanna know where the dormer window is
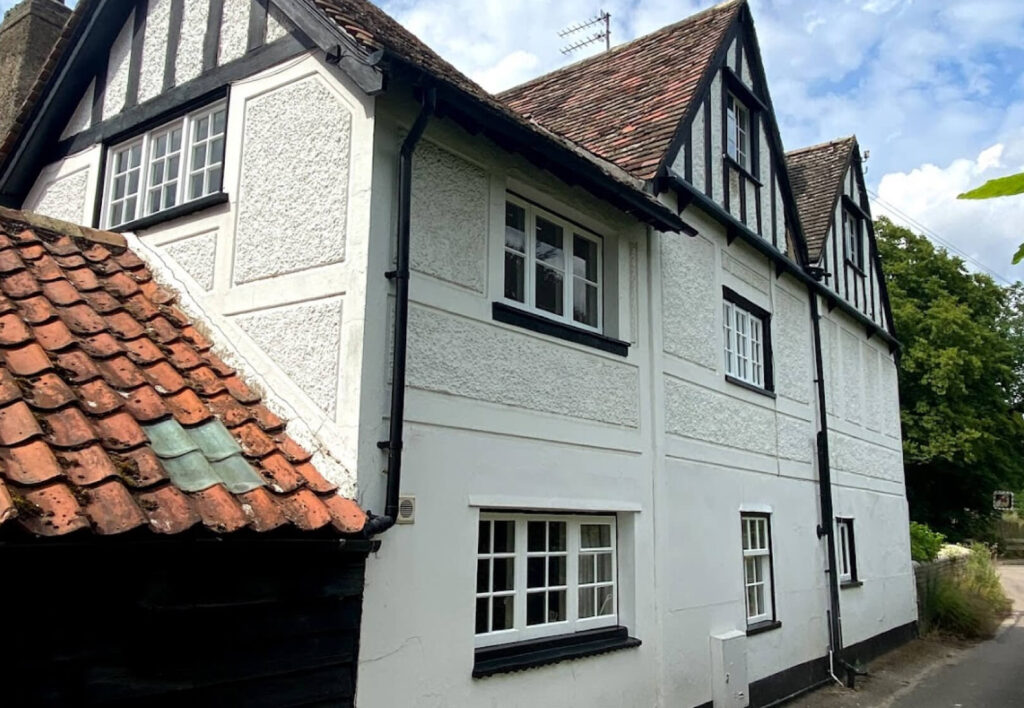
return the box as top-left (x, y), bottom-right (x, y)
top-left (843, 208), bottom-right (863, 270)
top-left (726, 93), bottom-right (750, 170)
top-left (101, 101), bottom-right (227, 229)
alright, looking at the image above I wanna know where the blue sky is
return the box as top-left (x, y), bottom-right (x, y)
top-left (5, 0), bottom-right (1024, 282)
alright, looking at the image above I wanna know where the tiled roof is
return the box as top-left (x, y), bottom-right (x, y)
top-left (0, 207), bottom-right (366, 538)
top-left (498, 0), bottom-right (742, 180)
top-left (786, 137), bottom-right (856, 262)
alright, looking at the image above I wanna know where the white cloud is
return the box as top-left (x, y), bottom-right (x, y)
top-left (873, 139), bottom-right (1024, 284)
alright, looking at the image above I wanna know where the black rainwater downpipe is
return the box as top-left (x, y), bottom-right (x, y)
top-left (806, 270), bottom-right (849, 687)
top-left (364, 87), bottom-right (436, 537)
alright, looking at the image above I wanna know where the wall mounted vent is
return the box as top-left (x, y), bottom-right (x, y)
top-left (397, 495), bottom-right (416, 524)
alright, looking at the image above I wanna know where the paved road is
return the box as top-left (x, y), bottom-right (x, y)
top-left (891, 564), bottom-right (1024, 708)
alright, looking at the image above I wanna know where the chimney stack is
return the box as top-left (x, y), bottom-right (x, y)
top-left (0, 0), bottom-right (71, 141)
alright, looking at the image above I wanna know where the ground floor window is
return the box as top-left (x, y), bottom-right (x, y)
top-left (741, 513), bottom-right (776, 626)
top-left (475, 513), bottom-right (617, 647)
top-left (837, 517), bottom-right (858, 585)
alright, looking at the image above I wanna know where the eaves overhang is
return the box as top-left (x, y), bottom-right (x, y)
top-left (385, 59), bottom-right (694, 236)
top-left (668, 173), bottom-right (900, 353)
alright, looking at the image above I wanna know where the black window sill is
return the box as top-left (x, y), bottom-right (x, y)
top-left (492, 302), bottom-right (630, 357)
top-left (725, 375), bottom-right (776, 399)
top-left (724, 155), bottom-right (763, 187)
top-left (110, 192), bottom-right (230, 233)
top-left (841, 580), bottom-right (864, 589)
top-left (746, 619), bottom-right (782, 636)
top-left (844, 259), bottom-right (866, 276)
top-left (473, 626), bottom-right (640, 678)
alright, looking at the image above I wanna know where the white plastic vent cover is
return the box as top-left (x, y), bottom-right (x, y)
top-left (397, 495), bottom-right (416, 524)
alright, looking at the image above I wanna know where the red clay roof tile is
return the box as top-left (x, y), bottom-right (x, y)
top-left (14, 482), bottom-right (90, 535)
top-left (237, 487), bottom-right (288, 532)
top-left (57, 445), bottom-right (120, 486)
top-left (162, 389), bottom-right (210, 426)
top-left (43, 407), bottom-right (98, 448)
top-left (3, 342), bottom-right (52, 376)
top-left (33, 318), bottom-right (76, 351)
top-left (192, 484), bottom-right (249, 533)
top-left (122, 386), bottom-right (170, 423)
top-left (0, 208), bottom-right (365, 538)
top-left (0, 248), bottom-right (23, 273)
top-left (278, 488), bottom-right (332, 531)
top-left (81, 480), bottom-right (148, 535)
top-left (0, 479), bottom-right (13, 525)
top-left (0, 312), bottom-right (34, 345)
top-left (77, 331), bottom-right (123, 358)
top-left (258, 453), bottom-right (305, 493)
top-left (16, 294), bottom-right (58, 324)
top-left (136, 484), bottom-right (199, 534)
top-left (2, 269), bottom-right (42, 298)
top-left (499, 1), bottom-right (741, 180)
top-left (0, 440), bottom-right (63, 484)
top-left (0, 400), bottom-right (42, 444)
top-left (41, 278), bottom-right (82, 306)
top-left (24, 373), bottom-right (77, 410)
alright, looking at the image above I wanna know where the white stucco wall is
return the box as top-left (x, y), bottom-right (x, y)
top-left (102, 10), bottom-right (133, 120)
top-left (176, 0), bottom-right (209, 84)
top-left (22, 146), bottom-right (102, 225)
top-left (233, 74), bottom-right (352, 283)
top-left (218, 0), bottom-right (251, 65)
top-left (138, 0), bottom-right (172, 103)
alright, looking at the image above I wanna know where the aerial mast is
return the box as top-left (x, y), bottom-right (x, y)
top-left (558, 10), bottom-right (611, 56)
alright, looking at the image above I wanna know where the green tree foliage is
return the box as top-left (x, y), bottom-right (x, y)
top-left (877, 217), bottom-right (1024, 539)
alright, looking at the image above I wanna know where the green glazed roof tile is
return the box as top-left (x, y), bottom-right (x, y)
top-left (210, 454), bottom-right (267, 494)
top-left (159, 450), bottom-right (219, 492)
top-left (190, 419), bottom-right (243, 462)
top-left (144, 418), bottom-right (200, 458)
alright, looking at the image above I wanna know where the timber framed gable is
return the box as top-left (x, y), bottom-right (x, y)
top-left (661, 2), bottom-right (807, 266)
top-left (787, 137), bottom-right (896, 338)
top-left (0, 0), bottom-right (384, 211)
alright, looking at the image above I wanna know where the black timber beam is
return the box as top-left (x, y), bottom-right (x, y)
top-left (669, 173), bottom-right (900, 352)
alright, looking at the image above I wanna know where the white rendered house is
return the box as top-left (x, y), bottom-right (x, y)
top-left (0, 0), bottom-right (915, 706)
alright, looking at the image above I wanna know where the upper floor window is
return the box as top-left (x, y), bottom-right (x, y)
top-left (504, 197), bottom-right (602, 331)
top-left (475, 513), bottom-right (618, 648)
top-left (723, 288), bottom-right (772, 392)
top-left (726, 93), bottom-right (750, 171)
top-left (102, 102), bottom-right (227, 228)
top-left (843, 208), bottom-right (863, 270)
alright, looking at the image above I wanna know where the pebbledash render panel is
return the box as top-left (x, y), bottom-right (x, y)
top-left (9, 0), bottom-right (916, 707)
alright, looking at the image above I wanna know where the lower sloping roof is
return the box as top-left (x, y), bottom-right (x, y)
top-left (0, 207), bottom-right (366, 537)
top-left (786, 137), bottom-right (857, 263)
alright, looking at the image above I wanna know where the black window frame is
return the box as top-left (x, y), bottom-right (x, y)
top-left (722, 286), bottom-right (775, 396)
top-left (92, 87), bottom-right (231, 233)
top-left (837, 517), bottom-right (861, 588)
top-left (722, 67), bottom-right (765, 184)
top-left (741, 512), bottom-right (781, 635)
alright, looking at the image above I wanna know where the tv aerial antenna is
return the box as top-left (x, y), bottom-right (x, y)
top-left (559, 10), bottom-right (611, 55)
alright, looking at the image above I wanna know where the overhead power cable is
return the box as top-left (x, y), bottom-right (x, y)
top-left (867, 187), bottom-right (1017, 287)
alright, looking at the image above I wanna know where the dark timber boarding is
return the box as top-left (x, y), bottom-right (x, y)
top-left (0, 540), bottom-right (369, 707)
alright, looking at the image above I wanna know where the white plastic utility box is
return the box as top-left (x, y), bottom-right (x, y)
top-left (710, 630), bottom-right (749, 708)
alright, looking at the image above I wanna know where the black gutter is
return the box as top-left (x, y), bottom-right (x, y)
top-left (363, 87), bottom-right (436, 537)
top-left (806, 271), bottom-right (848, 687)
top-left (668, 173), bottom-right (900, 353)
